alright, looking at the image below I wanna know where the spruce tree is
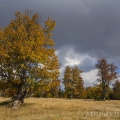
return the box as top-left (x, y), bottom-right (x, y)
top-left (63, 66), bottom-right (73, 98)
top-left (63, 66), bottom-right (85, 99)
top-left (72, 67), bottom-right (85, 98)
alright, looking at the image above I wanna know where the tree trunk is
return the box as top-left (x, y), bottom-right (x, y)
top-left (11, 91), bottom-right (27, 108)
top-left (102, 87), bottom-right (106, 101)
top-left (11, 84), bottom-right (27, 108)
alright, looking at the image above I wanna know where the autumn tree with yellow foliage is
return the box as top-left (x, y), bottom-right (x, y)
top-left (0, 10), bottom-right (60, 108)
top-left (63, 66), bottom-right (85, 99)
top-left (95, 58), bottom-right (118, 100)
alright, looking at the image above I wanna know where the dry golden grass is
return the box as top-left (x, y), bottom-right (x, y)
top-left (0, 97), bottom-right (120, 120)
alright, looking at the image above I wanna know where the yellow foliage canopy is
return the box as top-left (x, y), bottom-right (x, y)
top-left (0, 10), bottom-right (60, 96)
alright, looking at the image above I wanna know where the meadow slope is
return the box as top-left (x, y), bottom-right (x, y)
top-left (0, 97), bottom-right (120, 120)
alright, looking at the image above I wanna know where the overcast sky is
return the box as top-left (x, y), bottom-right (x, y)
top-left (0, 0), bottom-right (120, 86)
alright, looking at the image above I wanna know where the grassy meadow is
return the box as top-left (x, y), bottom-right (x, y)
top-left (0, 97), bottom-right (120, 120)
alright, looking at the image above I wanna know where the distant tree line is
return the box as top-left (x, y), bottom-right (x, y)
top-left (0, 58), bottom-right (120, 101)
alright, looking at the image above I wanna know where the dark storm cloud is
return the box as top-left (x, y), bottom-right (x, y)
top-left (1, 0), bottom-right (120, 55)
top-left (78, 57), bottom-right (95, 72)
top-left (52, 0), bottom-right (120, 57)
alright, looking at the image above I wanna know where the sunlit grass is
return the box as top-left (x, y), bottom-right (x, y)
top-left (0, 97), bottom-right (120, 120)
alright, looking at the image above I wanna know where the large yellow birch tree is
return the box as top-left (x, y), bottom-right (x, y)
top-left (0, 10), bottom-right (60, 108)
